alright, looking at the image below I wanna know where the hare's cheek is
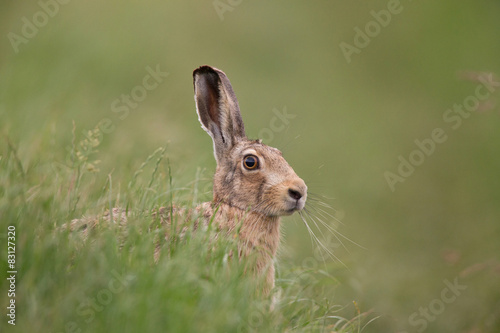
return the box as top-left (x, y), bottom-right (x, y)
top-left (268, 184), bottom-right (293, 211)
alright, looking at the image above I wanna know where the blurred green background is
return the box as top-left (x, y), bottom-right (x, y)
top-left (1, 0), bottom-right (500, 332)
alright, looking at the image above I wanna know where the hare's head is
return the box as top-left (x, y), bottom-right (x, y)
top-left (193, 66), bottom-right (307, 217)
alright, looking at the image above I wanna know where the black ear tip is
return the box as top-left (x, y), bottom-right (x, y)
top-left (193, 65), bottom-right (217, 77)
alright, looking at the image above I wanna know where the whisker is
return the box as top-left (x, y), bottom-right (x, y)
top-left (304, 208), bottom-right (350, 254)
top-left (303, 208), bottom-right (328, 241)
top-left (300, 211), bottom-right (328, 261)
top-left (302, 210), bottom-right (331, 266)
top-left (298, 212), bottom-right (347, 268)
top-left (305, 204), bottom-right (340, 229)
top-left (313, 206), bottom-right (344, 226)
top-left (308, 192), bottom-right (336, 203)
top-left (307, 195), bottom-right (338, 213)
top-left (306, 203), bottom-right (367, 250)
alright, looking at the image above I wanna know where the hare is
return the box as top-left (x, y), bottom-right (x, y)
top-left (189, 65), bottom-right (307, 292)
top-left (67, 65), bottom-right (307, 294)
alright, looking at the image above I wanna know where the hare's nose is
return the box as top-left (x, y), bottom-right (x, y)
top-left (287, 179), bottom-right (307, 202)
top-left (288, 188), bottom-right (303, 200)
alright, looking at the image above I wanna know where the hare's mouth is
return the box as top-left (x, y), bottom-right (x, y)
top-left (257, 202), bottom-right (304, 217)
top-left (282, 198), bottom-right (306, 215)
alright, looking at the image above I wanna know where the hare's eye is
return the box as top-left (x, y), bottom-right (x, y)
top-left (243, 155), bottom-right (259, 170)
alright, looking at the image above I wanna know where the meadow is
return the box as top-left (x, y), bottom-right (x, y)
top-left (1, 1), bottom-right (500, 332)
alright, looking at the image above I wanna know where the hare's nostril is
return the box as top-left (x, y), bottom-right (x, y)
top-left (288, 188), bottom-right (302, 201)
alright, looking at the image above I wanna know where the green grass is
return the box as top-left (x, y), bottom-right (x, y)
top-left (0, 130), bottom-right (368, 333)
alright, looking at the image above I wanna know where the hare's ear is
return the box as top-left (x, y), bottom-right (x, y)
top-left (193, 66), bottom-right (246, 162)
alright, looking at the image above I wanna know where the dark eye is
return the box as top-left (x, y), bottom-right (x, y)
top-left (243, 155), bottom-right (259, 170)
